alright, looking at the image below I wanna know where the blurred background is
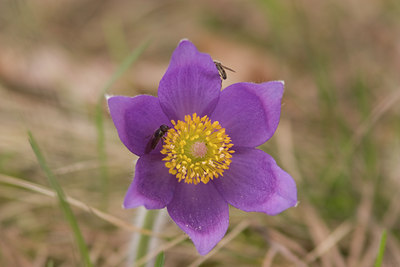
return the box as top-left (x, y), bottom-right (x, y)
top-left (1, 0), bottom-right (400, 266)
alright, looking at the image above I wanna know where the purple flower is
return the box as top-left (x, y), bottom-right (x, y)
top-left (108, 40), bottom-right (297, 255)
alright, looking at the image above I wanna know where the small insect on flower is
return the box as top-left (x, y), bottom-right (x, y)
top-left (146, 124), bottom-right (170, 153)
top-left (214, 60), bottom-right (235, 80)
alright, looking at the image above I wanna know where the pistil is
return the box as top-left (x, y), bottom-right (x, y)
top-left (160, 113), bottom-right (234, 184)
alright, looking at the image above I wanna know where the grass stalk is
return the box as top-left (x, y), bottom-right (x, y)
top-left (95, 39), bottom-right (150, 210)
top-left (135, 209), bottom-right (159, 267)
top-left (28, 131), bottom-right (93, 267)
top-left (154, 251), bottom-right (165, 267)
top-left (374, 230), bottom-right (387, 267)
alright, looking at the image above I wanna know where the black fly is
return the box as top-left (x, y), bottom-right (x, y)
top-left (146, 124), bottom-right (170, 153)
top-left (214, 60), bottom-right (235, 80)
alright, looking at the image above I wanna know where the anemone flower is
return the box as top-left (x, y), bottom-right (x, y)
top-left (108, 39), bottom-right (297, 255)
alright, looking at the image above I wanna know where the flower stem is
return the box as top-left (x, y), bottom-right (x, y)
top-left (135, 209), bottom-right (159, 267)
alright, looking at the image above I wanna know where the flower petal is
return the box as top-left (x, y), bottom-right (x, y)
top-left (158, 39), bottom-right (221, 120)
top-left (108, 95), bottom-right (170, 156)
top-left (213, 147), bottom-right (297, 215)
top-left (123, 154), bottom-right (177, 209)
top-left (210, 81), bottom-right (284, 147)
top-left (167, 182), bottom-right (229, 255)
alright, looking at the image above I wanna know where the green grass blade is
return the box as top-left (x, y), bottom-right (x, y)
top-left (374, 229), bottom-right (387, 267)
top-left (46, 260), bottom-right (54, 267)
top-left (154, 251), bottom-right (165, 267)
top-left (28, 131), bottom-right (93, 267)
top-left (136, 209), bottom-right (158, 267)
top-left (102, 17), bottom-right (129, 63)
top-left (95, 39), bottom-right (151, 210)
top-left (99, 39), bottom-right (151, 98)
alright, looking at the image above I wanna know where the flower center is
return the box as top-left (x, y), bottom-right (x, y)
top-left (160, 113), bottom-right (234, 185)
top-left (191, 141), bottom-right (208, 158)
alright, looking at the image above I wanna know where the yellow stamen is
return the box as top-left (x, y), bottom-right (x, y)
top-left (161, 113), bottom-right (234, 184)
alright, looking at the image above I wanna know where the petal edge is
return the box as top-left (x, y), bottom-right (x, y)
top-left (123, 154), bottom-right (177, 209)
top-left (167, 182), bottom-right (229, 255)
top-left (210, 81), bottom-right (284, 147)
top-left (108, 95), bottom-right (170, 156)
top-left (214, 147), bottom-right (297, 215)
top-left (158, 40), bottom-right (221, 120)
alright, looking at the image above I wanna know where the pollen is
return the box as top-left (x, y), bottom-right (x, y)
top-left (160, 113), bottom-right (234, 185)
